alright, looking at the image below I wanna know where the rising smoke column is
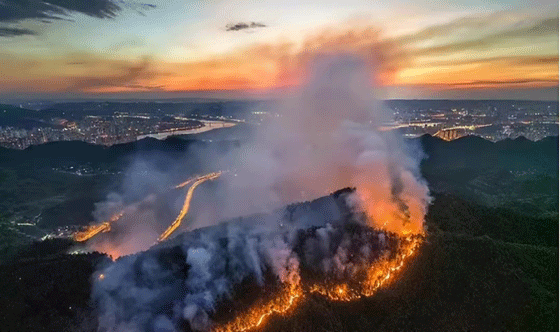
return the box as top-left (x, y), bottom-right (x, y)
top-left (92, 51), bottom-right (431, 331)
top-left (214, 53), bottom-right (430, 235)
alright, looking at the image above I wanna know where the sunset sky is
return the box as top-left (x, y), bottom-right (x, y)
top-left (0, 0), bottom-right (558, 100)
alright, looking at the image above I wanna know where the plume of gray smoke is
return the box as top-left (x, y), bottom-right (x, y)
top-left (93, 190), bottom-right (390, 331)
top-left (200, 53), bottom-right (430, 234)
top-left (88, 53), bottom-right (429, 254)
top-left (92, 52), bottom-right (431, 330)
top-left (83, 152), bottom-right (212, 256)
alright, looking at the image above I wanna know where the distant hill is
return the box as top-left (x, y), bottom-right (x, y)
top-left (0, 133), bottom-right (556, 172)
top-left (419, 135), bottom-right (558, 216)
top-left (0, 137), bottom-right (218, 228)
top-left (0, 136), bottom-right (240, 169)
top-left (0, 104), bottom-right (57, 129)
top-left (420, 134), bottom-right (558, 173)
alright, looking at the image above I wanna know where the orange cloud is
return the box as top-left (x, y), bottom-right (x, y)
top-left (144, 16), bottom-right (559, 95)
top-left (395, 55), bottom-right (558, 89)
top-left (154, 25), bottom-right (400, 92)
top-left (0, 12), bottom-right (557, 98)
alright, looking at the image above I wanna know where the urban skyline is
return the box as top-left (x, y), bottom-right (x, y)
top-left (1, 99), bottom-right (557, 149)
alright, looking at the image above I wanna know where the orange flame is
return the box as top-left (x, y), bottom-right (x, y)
top-left (158, 172), bottom-right (222, 242)
top-left (174, 177), bottom-right (196, 189)
top-left (214, 282), bottom-right (303, 332)
top-left (311, 235), bottom-right (422, 301)
top-left (214, 235), bottom-right (422, 332)
top-left (73, 212), bottom-right (123, 242)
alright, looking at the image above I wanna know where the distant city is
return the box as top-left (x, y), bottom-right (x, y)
top-left (0, 99), bottom-right (557, 149)
top-left (385, 100), bottom-right (558, 142)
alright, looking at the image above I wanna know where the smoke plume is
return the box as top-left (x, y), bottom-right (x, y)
top-left (207, 53), bottom-right (430, 235)
top-left (90, 50), bottom-right (431, 331)
top-left (94, 191), bottom-right (412, 331)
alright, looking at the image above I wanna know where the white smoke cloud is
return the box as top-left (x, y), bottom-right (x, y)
top-left (93, 195), bottom-right (396, 331)
top-left (205, 53), bottom-right (430, 235)
top-left (87, 53), bottom-right (429, 256)
top-left (91, 51), bottom-right (431, 331)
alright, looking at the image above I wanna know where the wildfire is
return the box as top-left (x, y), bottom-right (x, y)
top-left (72, 172), bottom-right (220, 243)
top-left (309, 282), bottom-right (361, 302)
top-left (214, 235), bottom-right (423, 332)
top-left (214, 282), bottom-right (303, 332)
top-left (158, 171), bottom-right (222, 242)
top-left (311, 235), bottom-right (422, 300)
top-left (73, 212), bottom-right (123, 242)
top-left (174, 177), bottom-right (195, 189)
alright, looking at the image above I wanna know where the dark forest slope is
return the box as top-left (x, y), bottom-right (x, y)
top-left (261, 232), bottom-right (557, 332)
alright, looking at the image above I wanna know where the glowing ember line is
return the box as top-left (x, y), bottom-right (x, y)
top-left (73, 173), bottom-right (219, 243)
top-left (174, 177), bottom-right (195, 189)
top-left (214, 282), bottom-right (303, 332)
top-left (73, 212), bottom-right (123, 242)
top-left (312, 236), bottom-right (422, 301)
top-left (214, 235), bottom-right (422, 332)
top-left (158, 171), bottom-right (222, 242)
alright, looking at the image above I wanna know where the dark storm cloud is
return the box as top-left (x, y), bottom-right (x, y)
top-left (0, 27), bottom-right (36, 37)
top-left (0, 0), bottom-right (121, 22)
top-left (0, 0), bottom-right (155, 38)
top-left (225, 22), bottom-right (267, 32)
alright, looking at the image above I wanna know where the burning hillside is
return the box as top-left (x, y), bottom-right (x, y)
top-left (86, 54), bottom-right (431, 331)
top-left (213, 232), bottom-right (422, 332)
top-left (93, 188), bottom-right (424, 332)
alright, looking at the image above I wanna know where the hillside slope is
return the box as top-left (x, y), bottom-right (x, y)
top-left (261, 232), bottom-right (557, 332)
top-left (0, 191), bottom-right (557, 332)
